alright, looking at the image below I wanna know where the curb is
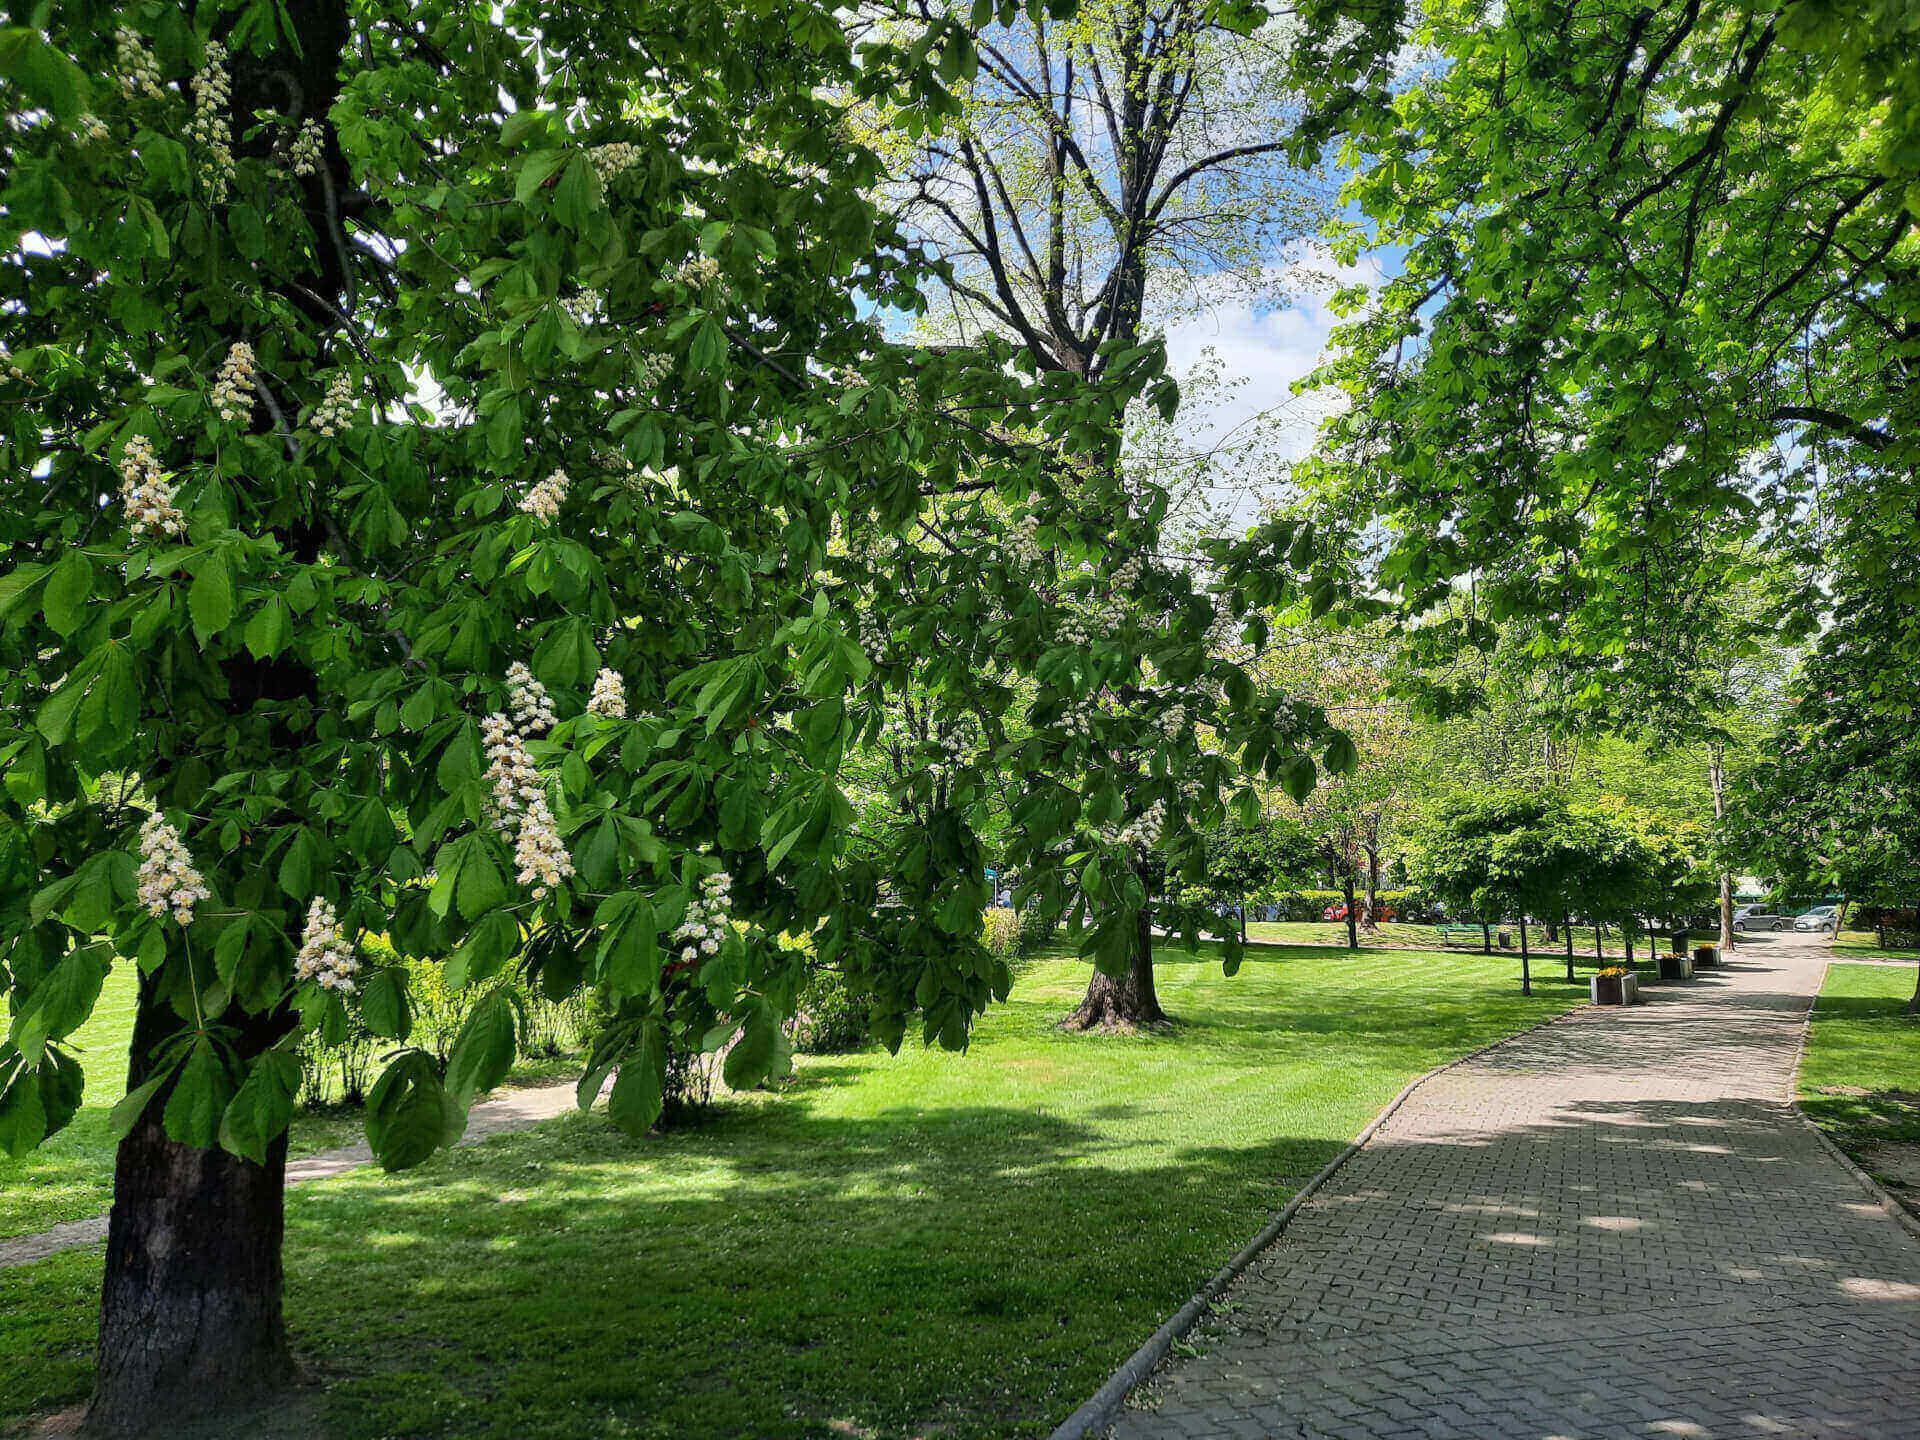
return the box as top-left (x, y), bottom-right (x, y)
top-left (1044, 1001), bottom-right (1595, 1440)
top-left (1786, 954), bottom-right (1920, 1248)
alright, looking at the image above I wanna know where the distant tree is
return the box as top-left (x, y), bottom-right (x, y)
top-left (1410, 793), bottom-right (1587, 993)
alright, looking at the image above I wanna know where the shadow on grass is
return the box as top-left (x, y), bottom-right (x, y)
top-left (1, 1101), bottom-right (1350, 1440)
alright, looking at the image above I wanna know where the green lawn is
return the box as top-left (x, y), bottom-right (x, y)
top-left (2, 945), bottom-right (1585, 1439)
top-left (1798, 961), bottom-right (1920, 1161)
top-left (1833, 930), bottom-right (1920, 962)
top-left (1, 967), bottom-right (577, 1242)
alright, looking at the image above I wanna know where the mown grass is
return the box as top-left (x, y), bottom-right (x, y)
top-left (0, 967), bottom-right (576, 1241)
top-left (1798, 961), bottom-right (1920, 1160)
top-left (1832, 930), bottom-right (1920, 963)
top-left (2, 944), bottom-right (1586, 1439)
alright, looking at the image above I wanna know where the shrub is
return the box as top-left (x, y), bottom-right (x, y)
top-left (790, 963), bottom-right (870, 1054)
top-left (983, 907), bottom-right (1020, 960)
top-left (1016, 902), bottom-right (1058, 955)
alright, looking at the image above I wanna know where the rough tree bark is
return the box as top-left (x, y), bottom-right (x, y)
top-left (1341, 866), bottom-right (1360, 951)
top-left (85, 978), bottom-right (297, 1437)
top-left (1710, 742), bottom-right (1735, 949)
top-left (1518, 914), bottom-right (1532, 996)
top-left (1064, 898), bottom-right (1165, 1030)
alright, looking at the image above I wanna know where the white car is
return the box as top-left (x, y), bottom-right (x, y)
top-left (1794, 905), bottom-right (1841, 933)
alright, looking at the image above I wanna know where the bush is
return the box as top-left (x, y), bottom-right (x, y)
top-left (296, 935), bottom-right (597, 1108)
top-left (790, 963), bottom-right (870, 1054)
top-left (983, 907), bottom-right (1020, 960)
top-left (1016, 902), bottom-right (1058, 955)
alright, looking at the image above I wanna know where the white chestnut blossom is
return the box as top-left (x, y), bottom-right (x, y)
top-left (589, 142), bottom-right (641, 184)
top-left (210, 341), bottom-right (257, 423)
top-left (587, 668), bottom-right (628, 719)
top-left (119, 435), bottom-right (187, 542)
top-left (0, 341), bottom-right (25, 382)
top-left (116, 28), bottom-right (164, 100)
top-left (1156, 703), bottom-right (1189, 739)
top-left (672, 254), bottom-right (721, 291)
top-left (137, 813), bottom-right (210, 925)
top-left (520, 468), bottom-right (568, 522)
top-left (1115, 800), bottom-right (1166, 850)
top-left (1112, 553), bottom-right (1144, 592)
top-left (186, 41), bottom-right (234, 202)
top-left (310, 370), bottom-right (356, 436)
top-left (513, 793), bottom-right (573, 899)
top-left (482, 712), bottom-right (543, 833)
top-left (635, 351), bottom-right (673, 390)
top-left (294, 898), bottom-right (359, 992)
top-left (76, 113), bottom-right (109, 145)
top-left (289, 118), bottom-right (324, 177)
top-left (506, 661), bottom-right (556, 734)
top-left (671, 870), bottom-right (734, 964)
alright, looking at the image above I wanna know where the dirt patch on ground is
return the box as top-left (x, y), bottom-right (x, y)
top-left (1854, 1140), bottom-right (1920, 1219)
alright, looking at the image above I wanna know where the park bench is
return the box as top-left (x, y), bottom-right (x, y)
top-left (1433, 923), bottom-right (1484, 947)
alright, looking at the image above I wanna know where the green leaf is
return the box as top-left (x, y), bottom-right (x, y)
top-left (515, 149), bottom-right (570, 206)
top-left (0, 1059), bottom-right (47, 1158)
top-left (445, 991), bottom-right (517, 1106)
top-left (595, 892), bottom-right (658, 998)
top-left (218, 1049), bottom-right (299, 1163)
top-left (365, 1050), bottom-right (459, 1171)
top-left (8, 945), bottom-right (108, 1065)
top-left (162, 1036), bottom-right (234, 1149)
top-left (360, 967), bottom-right (411, 1040)
top-left (244, 595), bottom-right (290, 659)
top-left (108, 1072), bottom-right (170, 1140)
top-left (278, 828), bottom-right (317, 901)
top-left (189, 552), bottom-right (236, 638)
top-left (722, 1010), bottom-right (788, 1092)
top-left (606, 1020), bottom-right (667, 1136)
top-left (1280, 753), bottom-right (1318, 803)
top-left (1323, 732), bottom-right (1359, 775)
top-left (42, 550), bottom-right (92, 636)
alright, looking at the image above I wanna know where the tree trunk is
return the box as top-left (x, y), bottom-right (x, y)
top-left (1341, 867), bottom-right (1359, 951)
top-left (1065, 900), bottom-right (1165, 1030)
top-left (1911, 954), bottom-right (1920, 1015)
top-left (84, 977), bottom-right (294, 1437)
top-left (1565, 911), bottom-right (1576, 983)
top-left (1362, 845), bottom-right (1380, 930)
top-left (1480, 920), bottom-right (1492, 955)
top-left (1238, 894), bottom-right (1247, 945)
top-left (1518, 914), bottom-right (1532, 995)
top-left (1710, 742), bottom-right (1735, 950)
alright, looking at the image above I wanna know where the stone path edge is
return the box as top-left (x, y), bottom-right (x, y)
top-left (1786, 954), bottom-right (1920, 1246)
top-left (1044, 1000), bottom-right (1597, 1440)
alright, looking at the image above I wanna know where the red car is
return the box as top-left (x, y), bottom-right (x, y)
top-left (1322, 902), bottom-right (1396, 923)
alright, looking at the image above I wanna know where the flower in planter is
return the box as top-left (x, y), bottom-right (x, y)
top-left (1597, 965), bottom-right (1632, 979)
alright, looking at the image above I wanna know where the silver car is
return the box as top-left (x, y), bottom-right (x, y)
top-left (1733, 906), bottom-right (1790, 932)
top-left (1794, 905), bottom-right (1841, 933)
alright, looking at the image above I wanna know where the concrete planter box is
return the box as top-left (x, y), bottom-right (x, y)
top-left (1693, 945), bottom-right (1719, 968)
top-left (1657, 951), bottom-right (1694, 982)
top-left (1592, 973), bottom-right (1639, 1006)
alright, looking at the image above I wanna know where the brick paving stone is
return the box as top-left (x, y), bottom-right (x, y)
top-left (1110, 934), bottom-right (1920, 1440)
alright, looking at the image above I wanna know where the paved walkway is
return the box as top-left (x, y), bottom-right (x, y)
top-left (1112, 934), bottom-right (1920, 1439)
top-left (0, 1079), bottom-right (580, 1270)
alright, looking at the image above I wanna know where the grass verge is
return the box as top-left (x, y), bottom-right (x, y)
top-left (3, 944), bottom-right (1585, 1439)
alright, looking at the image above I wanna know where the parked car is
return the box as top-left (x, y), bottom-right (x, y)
top-left (1732, 905), bottom-right (1790, 932)
top-left (1322, 901), bottom-right (1398, 923)
top-left (1794, 905), bottom-right (1841, 933)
